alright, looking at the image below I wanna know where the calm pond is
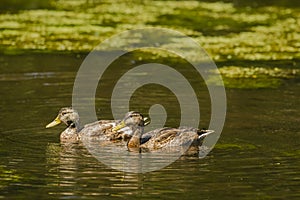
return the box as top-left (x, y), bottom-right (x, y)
top-left (0, 53), bottom-right (300, 199)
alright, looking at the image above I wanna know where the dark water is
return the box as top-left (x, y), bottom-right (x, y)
top-left (1, 53), bottom-right (300, 199)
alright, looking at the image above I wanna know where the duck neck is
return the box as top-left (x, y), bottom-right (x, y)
top-left (61, 122), bottom-right (80, 137)
top-left (72, 122), bottom-right (81, 132)
top-left (127, 125), bottom-right (143, 148)
top-left (67, 121), bottom-right (80, 133)
top-left (60, 122), bottom-right (80, 141)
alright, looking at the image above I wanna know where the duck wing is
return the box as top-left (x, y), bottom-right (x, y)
top-left (140, 127), bottom-right (166, 144)
top-left (82, 120), bottom-right (119, 129)
top-left (80, 119), bottom-right (138, 141)
top-left (140, 127), bottom-right (204, 150)
top-left (141, 128), bottom-right (192, 149)
top-left (79, 121), bottom-right (115, 138)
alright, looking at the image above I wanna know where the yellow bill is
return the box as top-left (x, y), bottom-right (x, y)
top-left (46, 117), bottom-right (61, 128)
top-left (112, 121), bottom-right (126, 132)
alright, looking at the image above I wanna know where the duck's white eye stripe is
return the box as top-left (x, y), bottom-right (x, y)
top-left (130, 114), bottom-right (142, 118)
top-left (61, 111), bottom-right (72, 115)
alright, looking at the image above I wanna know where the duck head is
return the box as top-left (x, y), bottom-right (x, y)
top-left (113, 111), bottom-right (145, 149)
top-left (46, 107), bottom-right (80, 129)
top-left (113, 111), bottom-right (145, 132)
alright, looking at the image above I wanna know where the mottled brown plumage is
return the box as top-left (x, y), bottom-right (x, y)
top-left (46, 107), bottom-right (134, 142)
top-left (114, 111), bottom-right (214, 155)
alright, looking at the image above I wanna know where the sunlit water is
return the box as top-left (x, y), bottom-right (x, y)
top-left (1, 54), bottom-right (300, 199)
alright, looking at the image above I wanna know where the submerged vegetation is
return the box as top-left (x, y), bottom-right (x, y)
top-left (0, 0), bottom-right (299, 88)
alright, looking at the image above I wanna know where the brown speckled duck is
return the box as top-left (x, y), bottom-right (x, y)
top-left (113, 111), bottom-right (214, 155)
top-left (46, 107), bottom-right (145, 142)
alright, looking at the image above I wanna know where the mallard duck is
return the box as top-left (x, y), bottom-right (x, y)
top-left (46, 107), bottom-right (147, 142)
top-left (113, 111), bottom-right (214, 155)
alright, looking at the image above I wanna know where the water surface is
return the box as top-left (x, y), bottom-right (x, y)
top-left (0, 54), bottom-right (300, 199)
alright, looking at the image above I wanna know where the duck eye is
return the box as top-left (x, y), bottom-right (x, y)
top-left (61, 112), bottom-right (67, 115)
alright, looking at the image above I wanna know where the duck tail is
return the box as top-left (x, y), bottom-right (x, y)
top-left (197, 129), bottom-right (214, 140)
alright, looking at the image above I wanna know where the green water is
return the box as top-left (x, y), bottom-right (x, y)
top-left (0, 53), bottom-right (300, 199)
